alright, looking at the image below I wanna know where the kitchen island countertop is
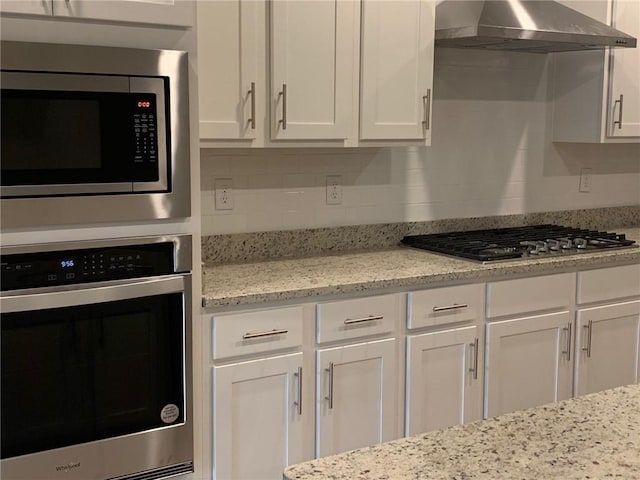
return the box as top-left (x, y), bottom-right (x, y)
top-left (203, 228), bottom-right (640, 308)
top-left (284, 384), bottom-right (640, 480)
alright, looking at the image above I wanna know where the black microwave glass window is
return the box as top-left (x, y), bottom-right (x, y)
top-left (2, 96), bottom-right (101, 170)
top-left (0, 89), bottom-right (159, 187)
top-left (0, 293), bottom-right (184, 459)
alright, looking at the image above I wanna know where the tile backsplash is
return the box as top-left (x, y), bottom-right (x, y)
top-left (201, 49), bottom-right (640, 236)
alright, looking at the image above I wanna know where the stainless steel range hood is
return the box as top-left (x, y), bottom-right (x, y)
top-left (435, 0), bottom-right (637, 53)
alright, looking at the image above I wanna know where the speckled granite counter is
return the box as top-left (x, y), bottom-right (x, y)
top-left (284, 384), bottom-right (640, 480)
top-left (202, 228), bottom-right (639, 308)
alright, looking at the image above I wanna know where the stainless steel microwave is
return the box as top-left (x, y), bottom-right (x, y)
top-left (0, 41), bottom-right (191, 228)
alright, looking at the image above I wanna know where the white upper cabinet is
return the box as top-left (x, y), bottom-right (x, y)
top-left (607, 0), bottom-right (640, 138)
top-left (0, 0), bottom-right (51, 15)
top-left (552, 0), bottom-right (639, 143)
top-left (196, 0), bottom-right (437, 147)
top-left (1, 0), bottom-right (194, 26)
top-left (197, 0), bottom-right (266, 145)
top-left (270, 0), bottom-right (357, 141)
top-left (359, 0), bottom-right (435, 144)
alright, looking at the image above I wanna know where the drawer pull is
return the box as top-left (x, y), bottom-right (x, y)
top-left (242, 328), bottom-right (288, 340)
top-left (344, 315), bottom-right (384, 325)
top-left (433, 303), bottom-right (468, 312)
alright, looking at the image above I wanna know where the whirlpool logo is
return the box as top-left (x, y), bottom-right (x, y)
top-left (55, 461), bottom-right (81, 473)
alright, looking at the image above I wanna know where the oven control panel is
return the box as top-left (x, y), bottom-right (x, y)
top-left (1, 242), bottom-right (174, 291)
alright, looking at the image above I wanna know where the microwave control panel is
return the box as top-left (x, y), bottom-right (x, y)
top-left (1, 242), bottom-right (174, 291)
top-left (133, 95), bottom-right (159, 165)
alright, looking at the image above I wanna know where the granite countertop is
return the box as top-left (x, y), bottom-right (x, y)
top-left (202, 227), bottom-right (640, 308)
top-left (202, 228), bottom-right (640, 308)
top-left (284, 384), bottom-right (640, 480)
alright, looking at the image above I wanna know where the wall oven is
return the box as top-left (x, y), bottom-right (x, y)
top-left (0, 235), bottom-right (193, 480)
top-left (0, 41), bottom-right (191, 228)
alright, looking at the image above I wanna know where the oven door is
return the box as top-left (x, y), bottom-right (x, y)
top-left (0, 275), bottom-right (193, 480)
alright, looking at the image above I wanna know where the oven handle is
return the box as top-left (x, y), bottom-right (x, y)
top-left (0, 275), bottom-right (188, 313)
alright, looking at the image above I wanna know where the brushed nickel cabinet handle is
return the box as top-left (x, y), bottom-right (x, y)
top-left (433, 303), bottom-right (468, 312)
top-left (469, 337), bottom-right (479, 380)
top-left (562, 322), bottom-right (572, 361)
top-left (422, 88), bottom-right (431, 131)
top-left (343, 315), bottom-right (384, 325)
top-left (294, 366), bottom-right (303, 416)
top-left (247, 81), bottom-right (256, 130)
top-left (279, 83), bottom-right (287, 130)
top-left (242, 328), bottom-right (288, 340)
top-left (581, 321), bottom-right (593, 358)
top-left (325, 362), bottom-right (334, 409)
top-left (613, 94), bottom-right (624, 130)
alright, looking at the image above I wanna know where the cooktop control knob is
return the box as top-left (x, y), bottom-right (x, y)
top-left (546, 239), bottom-right (561, 251)
top-left (574, 238), bottom-right (588, 249)
top-left (559, 238), bottom-right (573, 250)
top-left (535, 241), bottom-right (548, 254)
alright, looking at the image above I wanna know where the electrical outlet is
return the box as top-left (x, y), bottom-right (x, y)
top-left (215, 178), bottom-right (234, 210)
top-left (579, 168), bottom-right (592, 193)
top-left (326, 175), bottom-right (343, 205)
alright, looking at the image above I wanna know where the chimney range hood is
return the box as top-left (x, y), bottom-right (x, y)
top-left (435, 0), bottom-right (637, 53)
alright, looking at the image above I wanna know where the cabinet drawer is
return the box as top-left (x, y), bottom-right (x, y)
top-left (578, 264), bottom-right (640, 304)
top-left (486, 273), bottom-right (575, 318)
top-left (408, 284), bottom-right (483, 329)
top-left (316, 294), bottom-right (398, 343)
top-left (212, 306), bottom-right (304, 360)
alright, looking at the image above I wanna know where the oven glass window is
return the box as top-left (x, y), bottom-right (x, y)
top-left (0, 293), bottom-right (184, 459)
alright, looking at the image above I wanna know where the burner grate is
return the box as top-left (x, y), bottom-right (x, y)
top-left (401, 224), bottom-right (636, 262)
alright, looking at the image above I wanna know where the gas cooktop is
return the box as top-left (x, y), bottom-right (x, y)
top-left (401, 224), bottom-right (637, 263)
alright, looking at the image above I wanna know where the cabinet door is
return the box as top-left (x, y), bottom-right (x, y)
top-left (198, 0), bottom-right (265, 144)
top-left (485, 311), bottom-right (573, 418)
top-left (608, 0), bottom-right (640, 137)
top-left (0, 0), bottom-right (52, 15)
top-left (575, 300), bottom-right (640, 396)
top-left (406, 325), bottom-right (482, 436)
top-left (317, 338), bottom-right (397, 457)
top-left (213, 353), bottom-right (312, 480)
top-left (51, 0), bottom-right (194, 26)
top-left (270, 0), bottom-right (356, 140)
top-left (359, 0), bottom-right (434, 143)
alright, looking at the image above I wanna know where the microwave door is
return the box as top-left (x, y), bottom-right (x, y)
top-left (0, 72), bottom-right (167, 197)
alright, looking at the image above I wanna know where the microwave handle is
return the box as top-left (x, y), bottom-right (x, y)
top-left (0, 275), bottom-right (187, 314)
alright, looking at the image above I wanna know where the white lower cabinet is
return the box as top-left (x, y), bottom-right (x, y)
top-left (316, 338), bottom-right (397, 458)
top-left (406, 325), bottom-right (483, 435)
top-left (213, 352), bottom-right (313, 480)
top-left (205, 262), bottom-right (640, 479)
top-left (575, 300), bottom-right (640, 396)
top-left (485, 311), bottom-right (573, 417)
